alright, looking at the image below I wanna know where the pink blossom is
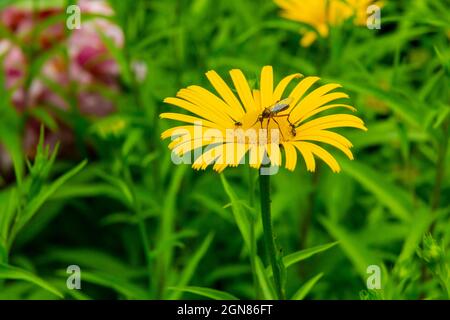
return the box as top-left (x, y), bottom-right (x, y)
top-left (0, 0), bottom-right (124, 174)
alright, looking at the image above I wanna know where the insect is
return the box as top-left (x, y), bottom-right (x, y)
top-left (252, 97), bottom-right (297, 138)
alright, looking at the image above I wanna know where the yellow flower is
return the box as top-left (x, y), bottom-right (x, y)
top-left (275, 0), bottom-right (382, 46)
top-left (160, 66), bottom-right (366, 173)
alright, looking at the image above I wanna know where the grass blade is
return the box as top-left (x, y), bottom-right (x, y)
top-left (13, 160), bottom-right (88, 234)
top-left (169, 233), bottom-right (214, 299)
top-left (73, 271), bottom-right (150, 299)
top-left (283, 242), bottom-right (338, 269)
top-left (266, 242), bottom-right (338, 276)
top-left (291, 273), bottom-right (323, 300)
top-left (320, 217), bottom-right (378, 278)
top-left (338, 157), bottom-right (414, 222)
top-left (0, 264), bottom-right (63, 298)
top-left (169, 286), bottom-right (239, 300)
top-left (220, 174), bottom-right (251, 250)
top-left (255, 257), bottom-right (276, 299)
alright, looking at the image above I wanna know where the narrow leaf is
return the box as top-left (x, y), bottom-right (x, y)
top-left (169, 233), bottom-right (214, 299)
top-left (291, 273), bottom-right (323, 300)
top-left (220, 174), bottom-right (251, 250)
top-left (169, 286), bottom-right (239, 300)
top-left (0, 264), bottom-right (63, 298)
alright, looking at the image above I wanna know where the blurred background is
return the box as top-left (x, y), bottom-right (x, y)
top-left (0, 0), bottom-right (449, 300)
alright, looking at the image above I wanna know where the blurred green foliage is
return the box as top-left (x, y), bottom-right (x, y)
top-left (0, 0), bottom-right (449, 299)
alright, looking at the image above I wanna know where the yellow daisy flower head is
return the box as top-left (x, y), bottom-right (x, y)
top-left (160, 66), bottom-right (367, 173)
top-left (275, 0), bottom-right (383, 46)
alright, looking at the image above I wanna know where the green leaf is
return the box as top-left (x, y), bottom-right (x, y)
top-left (169, 286), bottom-right (239, 300)
top-left (220, 174), bottom-right (251, 250)
top-left (345, 120), bottom-right (429, 149)
top-left (338, 157), bottom-right (414, 222)
top-left (266, 241), bottom-right (338, 277)
top-left (0, 122), bottom-right (24, 186)
top-left (331, 78), bottom-right (425, 128)
top-left (191, 193), bottom-right (233, 223)
top-left (398, 208), bottom-right (434, 263)
top-left (0, 188), bottom-right (18, 251)
top-left (0, 264), bottom-right (63, 298)
top-left (169, 233), bottom-right (214, 299)
top-left (96, 171), bottom-right (134, 206)
top-left (266, 241), bottom-right (339, 277)
top-left (291, 273), bottom-right (323, 300)
top-left (13, 160), bottom-right (88, 236)
top-left (44, 248), bottom-right (144, 279)
top-left (255, 257), bottom-right (276, 300)
top-left (157, 165), bottom-right (188, 285)
top-left (50, 183), bottom-right (125, 202)
top-left (73, 271), bottom-right (150, 299)
top-left (320, 217), bottom-right (379, 278)
top-left (283, 242), bottom-right (338, 269)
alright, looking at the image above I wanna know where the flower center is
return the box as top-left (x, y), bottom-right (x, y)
top-left (235, 109), bottom-right (296, 144)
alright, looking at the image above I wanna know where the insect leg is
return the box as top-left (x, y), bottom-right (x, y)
top-left (272, 117), bottom-right (285, 141)
top-left (274, 113), bottom-right (294, 125)
top-left (273, 114), bottom-right (296, 137)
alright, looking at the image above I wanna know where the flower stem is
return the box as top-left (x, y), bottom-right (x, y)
top-left (259, 168), bottom-right (285, 300)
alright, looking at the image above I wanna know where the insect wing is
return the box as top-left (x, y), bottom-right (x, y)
top-left (270, 97), bottom-right (293, 113)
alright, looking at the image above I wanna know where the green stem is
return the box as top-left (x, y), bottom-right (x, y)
top-left (259, 168), bottom-right (285, 300)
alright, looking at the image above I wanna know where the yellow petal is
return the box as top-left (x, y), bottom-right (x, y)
top-left (295, 129), bottom-right (353, 148)
top-left (206, 70), bottom-right (244, 120)
top-left (294, 141), bottom-right (341, 172)
top-left (192, 144), bottom-right (225, 170)
top-left (260, 66), bottom-right (273, 109)
top-left (296, 114), bottom-right (366, 132)
top-left (164, 96), bottom-right (232, 128)
top-left (291, 92), bottom-right (349, 124)
top-left (253, 89), bottom-right (261, 110)
top-left (295, 135), bottom-right (353, 160)
top-left (272, 73), bottom-right (303, 103)
top-left (249, 144), bottom-right (265, 169)
top-left (230, 69), bottom-right (257, 113)
top-left (267, 143), bottom-right (281, 167)
top-left (296, 104), bottom-right (356, 124)
top-left (288, 76), bottom-right (321, 113)
top-left (172, 136), bottom-right (224, 156)
top-left (300, 31), bottom-right (317, 47)
top-left (187, 85), bottom-right (242, 123)
top-left (161, 125), bottom-right (195, 140)
top-left (213, 162), bottom-right (229, 173)
top-left (175, 90), bottom-right (235, 125)
top-left (282, 142), bottom-right (297, 171)
top-left (223, 142), bottom-right (250, 167)
top-left (160, 113), bottom-right (217, 127)
top-left (292, 142), bottom-right (316, 172)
